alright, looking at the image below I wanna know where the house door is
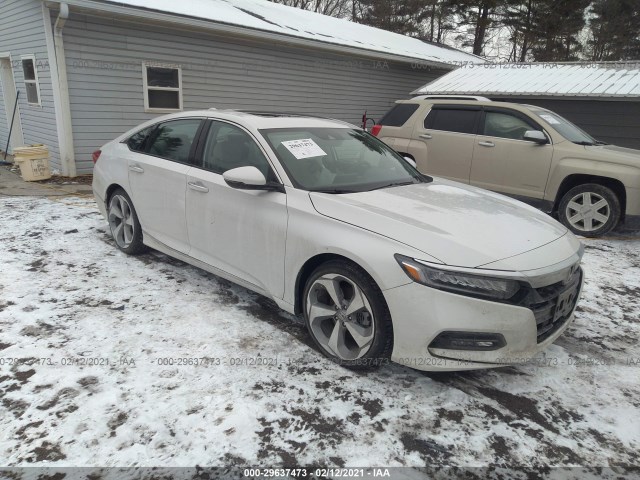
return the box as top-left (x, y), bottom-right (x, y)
top-left (0, 55), bottom-right (24, 154)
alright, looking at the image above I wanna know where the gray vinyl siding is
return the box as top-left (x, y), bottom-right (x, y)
top-left (0, 0), bottom-right (59, 167)
top-left (60, 12), bottom-right (447, 174)
top-left (494, 97), bottom-right (640, 150)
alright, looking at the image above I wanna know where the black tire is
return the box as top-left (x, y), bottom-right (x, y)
top-left (107, 188), bottom-right (148, 255)
top-left (302, 260), bottom-right (393, 370)
top-left (558, 183), bottom-right (621, 237)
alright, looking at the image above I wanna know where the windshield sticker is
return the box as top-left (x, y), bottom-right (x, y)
top-left (539, 114), bottom-right (560, 125)
top-left (281, 139), bottom-right (327, 159)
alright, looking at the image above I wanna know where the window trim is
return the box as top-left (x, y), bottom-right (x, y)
top-left (21, 55), bottom-right (41, 107)
top-left (142, 62), bottom-right (183, 113)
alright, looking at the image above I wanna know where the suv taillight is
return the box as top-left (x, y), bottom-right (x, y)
top-left (371, 124), bottom-right (382, 136)
top-left (92, 150), bottom-right (102, 164)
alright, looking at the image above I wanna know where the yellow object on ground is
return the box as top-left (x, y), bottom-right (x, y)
top-left (13, 145), bottom-right (51, 181)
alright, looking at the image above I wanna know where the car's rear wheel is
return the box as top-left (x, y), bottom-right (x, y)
top-left (558, 184), bottom-right (621, 237)
top-left (107, 188), bottom-right (147, 255)
top-left (302, 260), bottom-right (393, 369)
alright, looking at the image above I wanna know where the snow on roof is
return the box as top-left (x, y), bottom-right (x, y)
top-left (96, 0), bottom-right (482, 65)
top-left (412, 63), bottom-right (640, 98)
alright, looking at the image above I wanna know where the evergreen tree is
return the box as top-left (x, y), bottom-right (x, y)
top-left (587, 0), bottom-right (640, 60)
top-left (528, 0), bottom-right (590, 61)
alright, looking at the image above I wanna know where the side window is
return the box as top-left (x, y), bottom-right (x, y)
top-left (21, 56), bottom-right (41, 105)
top-left (379, 103), bottom-right (420, 127)
top-left (483, 112), bottom-right (536, 140)
top-left (424, 108), bottom-right (479, 134)
top-left (146, 119), bottom-right (202, 163)
top-left (127, 126), bottom-right (153, 152)
top-left (202, 121), bottom-right (276, 180)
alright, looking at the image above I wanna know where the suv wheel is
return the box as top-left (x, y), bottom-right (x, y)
top-left (558, 183), bottom-right (621, 237)
top-left (302, 260), bottom-right (393, 369)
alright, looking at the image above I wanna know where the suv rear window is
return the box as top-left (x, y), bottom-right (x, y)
top-left (425, 108), bottom-right (479, 134)
top-left (379, 103), bottom-right (419, 127)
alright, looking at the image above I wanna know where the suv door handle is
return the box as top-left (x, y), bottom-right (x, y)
top-left (419, 133), bottom-right (432, 140)
top-left (188, 182), bottom-right (209, 193)
top-left (478, 141), bottom-right (495, 147)
top-left (129, 164), bottom-right (144, 173)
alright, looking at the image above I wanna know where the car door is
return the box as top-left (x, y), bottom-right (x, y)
top-left (406, 105), bottom-right (480, 183)
top-left (471, 108), bottom-right (553, 200)
top-left (127, 118), bottom-right (204, 254)
top-left (185, 120), bottom-right (288, 298)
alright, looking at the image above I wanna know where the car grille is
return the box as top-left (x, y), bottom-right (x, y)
top-left (520, 268), bottom-right (582, 343)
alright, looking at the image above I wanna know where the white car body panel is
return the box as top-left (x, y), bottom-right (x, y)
top-left (93, 109), bottom-right (585, 372)
top-left (309, 179), bottom-right (567, 267)
top-left (127, 149), bottom-right (191, 254)
top-left (186, 168), bottom-right (288, 298)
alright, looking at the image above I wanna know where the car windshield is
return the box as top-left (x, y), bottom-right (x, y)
top-left (260, 128), bottom-right (428, 193)
top-left (531, 109), bottom-right (599, 145)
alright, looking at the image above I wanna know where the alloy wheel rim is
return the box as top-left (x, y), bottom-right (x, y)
top-left (307, 273), bottom-right (375, 360)
top-left (108, 195), bottom-right (135, 249)
top-left (566, 192), bottom-right (610, 232)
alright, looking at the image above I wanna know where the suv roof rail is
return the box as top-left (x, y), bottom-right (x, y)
top-left (412, 95), bottom-right (492, 101)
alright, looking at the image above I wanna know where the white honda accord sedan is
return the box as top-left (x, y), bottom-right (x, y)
top-left (92, 110), bottom-right (584, 371)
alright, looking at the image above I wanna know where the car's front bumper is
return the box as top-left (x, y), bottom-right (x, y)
top-left (384, 267), bottom-right (584, 372)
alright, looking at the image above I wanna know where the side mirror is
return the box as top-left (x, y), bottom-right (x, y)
top-left (403, 156), bottom-right (417, 168)
top-left (223, 166), bottom-right (283, 192)
top-left (523, 130), bottom-right (549, 145)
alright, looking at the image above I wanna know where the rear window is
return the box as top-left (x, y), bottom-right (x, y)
top-left (379, 103), bottom-right (419, 127)
top-left (424, 108), bottom-right (479, 134)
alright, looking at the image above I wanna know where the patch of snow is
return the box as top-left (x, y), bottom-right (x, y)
top-left (110, 0), bottom-right (482, 65)
top-left (0, 196), bottom-right (639, 471)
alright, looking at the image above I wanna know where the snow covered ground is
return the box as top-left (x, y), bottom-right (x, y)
top-left (1, 195), bottom-right (639, 473)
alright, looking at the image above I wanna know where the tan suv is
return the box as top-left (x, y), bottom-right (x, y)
top-left (372, 96), bottom-right (640, 237)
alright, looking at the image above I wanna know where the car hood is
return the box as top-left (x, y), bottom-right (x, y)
top-left (309, 179), bottom-right (568, 268)
top-left (585, 144), bottom-right (640, 166)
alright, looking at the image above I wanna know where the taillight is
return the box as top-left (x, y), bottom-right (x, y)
top-left (92, 150), bottom-right (102, 164)
top-left (371, 124), bottom-right (382, 136)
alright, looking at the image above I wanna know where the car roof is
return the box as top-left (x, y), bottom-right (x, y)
top-left (153, 109), bottom-right (357, 130)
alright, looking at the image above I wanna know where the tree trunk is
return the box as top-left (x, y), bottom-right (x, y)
top-left (473, 4), bottom-right (490, 56)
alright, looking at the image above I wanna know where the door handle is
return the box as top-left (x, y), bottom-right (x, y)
top-left (129, 164), bottom-right (144, 173)
top-left (188, 182), bottom-right (209, 193)
top-left (419, 133), bottom-right (432, 140)
top-left (478, 141), bottom-right (495, 147)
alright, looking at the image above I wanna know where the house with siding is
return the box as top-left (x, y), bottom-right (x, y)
top-left (0, 0), bottom-right (481, 176)
top-left (412, 63), bottom-right (640, 149)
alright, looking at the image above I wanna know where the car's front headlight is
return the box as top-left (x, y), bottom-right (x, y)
top-left (395, 255), bottom-right (521, 301)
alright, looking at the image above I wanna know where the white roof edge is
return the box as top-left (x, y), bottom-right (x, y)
top-left (45, 0), bottom-right (483, 67)
top-left (412, 62), bottom-right (640, 98)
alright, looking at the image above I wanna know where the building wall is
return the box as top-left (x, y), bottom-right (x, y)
top-left (0, 0), bottom-right (60, 168)
top-left (494, 97), bottom-right (640, 150)
top-left (58, 11), bottom-right (448, 174)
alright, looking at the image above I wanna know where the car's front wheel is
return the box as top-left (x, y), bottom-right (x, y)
top-left (107, 188), bottom-right (147, 255)
top-left (558, 183), bottom-right (621, 237)
top-left (303, 261), bottom-right (393, 369)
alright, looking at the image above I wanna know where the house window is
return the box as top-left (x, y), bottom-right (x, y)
top-left (21, 56), bottom-right (41, 106)
top-left (143, 63), bottom-right (182, 112)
